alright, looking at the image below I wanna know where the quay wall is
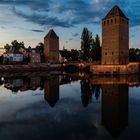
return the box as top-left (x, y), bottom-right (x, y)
top-left (90, 62), bottom-right (139, 75)
top-left (0, 63), bottom-right (62, 72)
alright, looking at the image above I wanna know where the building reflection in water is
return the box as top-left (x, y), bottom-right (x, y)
top-left (44, 76), bottom-right (59, 107)
top-left (101, 84), bottom-right (128, 137)
top-left (1, 72), bottom-right (139, 138)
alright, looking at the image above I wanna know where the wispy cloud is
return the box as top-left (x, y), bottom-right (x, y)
top-left (31, 29), bottom-right (44, 33)
top-left (72, 33), bottom-right (79, 37)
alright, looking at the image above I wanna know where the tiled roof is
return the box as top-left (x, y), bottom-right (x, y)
top-left (103, 5), bottom-right (128, 20)
top-left (44, 29), bottom-right (59, 39)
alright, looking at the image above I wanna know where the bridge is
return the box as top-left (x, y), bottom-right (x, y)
top-left (62, 61), bottom-right (98, 72)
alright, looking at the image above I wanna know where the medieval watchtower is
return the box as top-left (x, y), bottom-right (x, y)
top-left (44, 29), bottom-right (59, 63)
top-left (102, 5), bottom-right (129, 65)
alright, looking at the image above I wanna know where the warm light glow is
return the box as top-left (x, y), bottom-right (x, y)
top-left (78, 63), bottom-right (84, 68)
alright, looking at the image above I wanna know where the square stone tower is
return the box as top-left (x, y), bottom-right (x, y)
top-left (102, 6), bottom-right (129, 65)
top-left (44, 29), bottom-right (59, 63)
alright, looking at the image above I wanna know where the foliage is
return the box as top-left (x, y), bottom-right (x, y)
top-left (90, 34), bottom-right (101, 61)
top-left (81, 27), bottom-right (92, 60)
top-left (80, 27), bottom-right (101, 61)
top-left (36, 42), bottom-right (44, 54)
top-left (129, 48), bottom-right (140, 62)
top-left (4, 40), bottom-right (25, 52)
top-left (70, 49), bottom-right (79, 61)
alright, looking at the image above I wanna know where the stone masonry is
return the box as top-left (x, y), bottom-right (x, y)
top-left (44, 29), bottom-right (59, 63)
top-left (102, 5), bottom-right (129, 65)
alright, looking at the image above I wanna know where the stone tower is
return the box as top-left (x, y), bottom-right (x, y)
top-left (44, 29), bottom-right (59, 63)
top-left (102, 5), bottom-right (129, 65)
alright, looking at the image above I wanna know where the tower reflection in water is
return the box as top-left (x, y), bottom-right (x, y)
top-left (44, 76), bottom-right (59, 107)
top-left (1, 73), bottom-right (133, 138)
top-left (101, 84), bottom-right (128, 137)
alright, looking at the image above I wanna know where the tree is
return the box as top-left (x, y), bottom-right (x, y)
top-left (11, 40), bottom-right (25, 50)
top-left (70, 49), bottom-right (79, 61)
top-left (81, 27), bottom-right (92, 60)
top-left (129, 48), bottom-right (140, 62)
top-left (4, 44), bottom-right (11, 52)
top-left (4, 40), bottom-right (25, 52)
top-left (90, 34), bottom-right (101, 61)
top-left (36, 42), bottom-right (44, 54)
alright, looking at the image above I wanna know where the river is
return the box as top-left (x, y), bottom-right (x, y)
top-left (0, 72), bottom-right (139, 140)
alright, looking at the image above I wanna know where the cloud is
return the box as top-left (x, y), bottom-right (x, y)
top-left (53, 3), bottom-right (64, 13)
top-left (12, 7), bottom-right (73, 28)
top-left (72, 33), bottom-right (79, 37)
top-left (31, 29), bottom-right (44, 33)
top-left (69, 38), bottom-right (73, 41)
top-left (0, 0), bottom-right (140, 28)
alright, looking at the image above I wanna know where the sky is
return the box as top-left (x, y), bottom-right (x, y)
top-left (0, 0), bottom-right (140, 54)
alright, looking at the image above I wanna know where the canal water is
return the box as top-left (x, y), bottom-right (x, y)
top-left (0, 72), bottom-right (140, 140)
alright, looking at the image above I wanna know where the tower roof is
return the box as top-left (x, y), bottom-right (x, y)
top-left (103, 5), bottom-right (128, 20)
top-left (44, 29), bottom-right (59, 39)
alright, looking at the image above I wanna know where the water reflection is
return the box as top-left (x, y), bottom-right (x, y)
top-left (0, 73), bottom-right (140, 139)
top-left (101, 84), bottom-right (128, 137)
top-left (44, 76), bottom-right (59, 107)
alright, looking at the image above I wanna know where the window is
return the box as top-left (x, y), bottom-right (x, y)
top-left (112, 52), bottom-right (114, 55)
top-left (111, 19), bottom-right (113, 24)
top-left (105, 53), bottom-right (107, 55)
top-left (115, 18), bottom-right (117, 23)
top-left (104, 21), bottom-right (106, 25)
top-left (107, 20), bottom-right (109, 25)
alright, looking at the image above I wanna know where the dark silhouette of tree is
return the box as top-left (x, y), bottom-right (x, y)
top-left (36, 42), bottom-right (44, 54)
top-left (129, 48), bottom-right (140, 62)
top-left (11, 40), bottom-right (25, 50)
top-left (90, 34), bottom-right (101, 61)
top-left (81, 27), bottom-right (92, 60)
top-left (70, 49), bottom-right (79, 61)
top-left (4, 40), bottom-right (25, 52)
top-left (4, 44), bottom-right (11, 52)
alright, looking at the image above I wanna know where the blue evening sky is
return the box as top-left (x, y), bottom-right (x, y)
top-left (0, 0), bottom-right (139, 53)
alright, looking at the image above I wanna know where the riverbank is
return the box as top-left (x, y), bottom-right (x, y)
top-left (0, 63), bottom-right (62, 72)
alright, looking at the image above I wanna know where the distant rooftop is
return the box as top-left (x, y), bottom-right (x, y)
top-left (103, 5), bottom-right (128, 20)
top-left (44, 29), bottom-right (59, 39)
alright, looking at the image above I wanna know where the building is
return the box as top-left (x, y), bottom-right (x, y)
top-left (44, 29), bottom-right (59, 63)
top-left (102, 5), bottom-right (129, 65)
top-left (25, 47), bottom-right (41, 63)
top-left (3, 52), bottom-right (23, 64)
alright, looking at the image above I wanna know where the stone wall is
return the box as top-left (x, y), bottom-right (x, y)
top-left (90, 63), bottom-right (139, 75)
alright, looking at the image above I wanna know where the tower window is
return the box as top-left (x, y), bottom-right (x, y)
top-left (111, 19), bottom-right (113, 24)
top-left (105, 53), bottom-right (107, 55)
top-left (115, 18), bottom-right (117, 23)
top-left (112, 52), bottom-right (114, 55)
top-left (107, 20), bottom-right (109, 25)
top-left (104, 21), bottom-right (106, 25)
